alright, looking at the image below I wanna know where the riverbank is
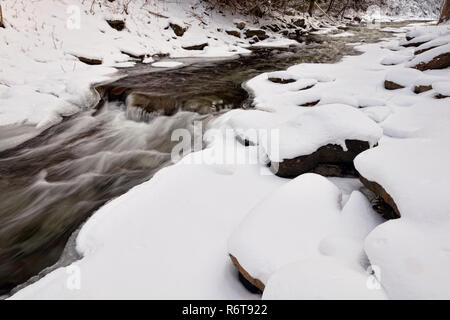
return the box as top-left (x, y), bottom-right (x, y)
top-left (0, 0), bottom-right (323, 152)
top-left (10, 19), bottom-right (450, 299)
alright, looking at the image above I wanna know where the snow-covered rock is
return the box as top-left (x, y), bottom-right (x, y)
top-left (228, 174), bottom-right (384, 295)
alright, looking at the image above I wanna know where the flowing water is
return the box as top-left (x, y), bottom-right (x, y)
top-left (0, 22), bottom-right (413, 295)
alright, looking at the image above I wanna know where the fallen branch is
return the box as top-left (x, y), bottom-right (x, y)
top-left (315, 2), bottom-right (335, 24)
top-left (148, 10), bottom-right (169, 19)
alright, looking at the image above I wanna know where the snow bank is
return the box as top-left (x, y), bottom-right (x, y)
top-left (11, 140), bottom-right (285, 299)
top-left (228, 174), bottom-right (385, 298)
top-left (263, 257), bottom-right (386, 300)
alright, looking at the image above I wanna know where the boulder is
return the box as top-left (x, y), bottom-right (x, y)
top-left (169, 23), bottom-right (187, 37)
top-left (229, 254), bottom-right (264, 293)
top-left (225, 30), bottom-right (241, 38)
top-left (292, 18), bottom-right (306, 28)
top-left (412, 52), bottom-right (450, 71)
top-left (106, 19), bottom-right (125, 31)
top-left (384, 80), bottom-right (405, 90)
top-left (76, 56), bottom-right (102, 65)
top-left (414, 85), bottom-right (432, 94)
top-left (268, 77), bottom-right (296, 84)
top-left (359, 176), bottom-right (401, 219)
top-left (182, 43), bottom-right (208, 51)
top-left (244, 29), bottom-right (269, 41)
top-left (271, 140), bottom-right (371, 178)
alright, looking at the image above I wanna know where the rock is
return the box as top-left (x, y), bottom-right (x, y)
top-left (292, 18), bottom-right (306, 28)
top-left (169, 23), bottom-right (187, 37)
top-left (412, 52), bottom-right (450, 71)
top-left (415, 46), bottom-right (438, 55)
top-left (299, 100), bottom-right (320, 107)
top-left (225, 30), bottom-right (241, 38)
top-left (229, 254), bottom-right (264, 293)
top-left (402, 41), bottom-right (428, 48)
top-left (76, 56), bottom-right (102, 65)
top-left (270, 140), bottom-right (371, 178)
top-left (120, 50), bottom-right (145, 60)
top-left (106, 19), bottom-right (125, 31)
top-left (414, 85), bottom-right (432, 94)
top-left (235, 21), bottom-right (246, 30)
top-left (359, 176), bottom-right (401, 219)
top-left (268, 77), bottom-right (296, 84)
top-left (384, 80), bottom-right (405, 90)
top-left (182, 43), bottom-right (208, 51)
top-left (264, 24), bottom-right (281, 32)
top-left (244, 29), bottom-right (269, 41)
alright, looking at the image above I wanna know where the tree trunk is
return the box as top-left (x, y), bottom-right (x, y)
top-left (0, 4), bottom-right (4, 28)
top-left (439, 0), bottom-right (450, 24)
top-left (308, 0), bottom-right (315, 16)
top-left (327, 0), bottom-right (335, 13)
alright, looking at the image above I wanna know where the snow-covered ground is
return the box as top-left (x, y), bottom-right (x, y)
top-left (9, 16), bottom-right (450, 299)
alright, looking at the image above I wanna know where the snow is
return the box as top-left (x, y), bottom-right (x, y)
top-left (263, 257), bottom-right (387, 300)
top-left (432, 81), bottom-right (450, 95)
top-left (380, 53), bottom-right (412, 65)
top-left (151, 61), bottom-right (184, 68)
top-left (11, 140), bottom-right (285, 299)
top-left (407, 43), bottom-right (450, 67)
top-left (228, 174), bottom-right (384, 291)
top-left (385, 68), bottom-right (423, 87)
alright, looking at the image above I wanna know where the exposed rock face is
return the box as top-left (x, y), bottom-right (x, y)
top-left (412, 52), bottom-right (450, 71)
top-left (271, 140), bottom-right (371, 178)
top-left (299, 100), bottom-right (320, 107)
top-left (244, 29), bottom-right (269, 41)
top-left (414, 85), bottom-right (433, 94)
top-left (384, 80), bottom-right (405, 90)
top-left (402, 41), bottom-right (428, 48)
top-left (359, 176), bottom-right (401, 219)
top-left (76, 56), bottom-right (102, 65)
top-left (268, 77), bottom-right (296, 84)
top-left (226, 30), bottom-right (241, 38)
top-left (235, 21), bottom-right (246, 30)
top-left (182, 43), bottom-right (208, 51)
top-left (106, 19), bottom-right (125, 31)
top-left (169, 23), bottom-right (187, 37)
top-left (229, 254), bottom-right (264, 293)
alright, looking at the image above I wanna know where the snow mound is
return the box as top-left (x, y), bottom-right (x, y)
top-left (228, 174), bottom-right (384, 295)
top-left (223, 104), bottom-right (382, 162)
top-left (385, 68), bottom-right (423, 87)
top-left (355, 138), bottom-right (450, 221)
top-left (263, 257), bottom-right (387, 300)
top-left (432, 81), bottom-right (450, 96)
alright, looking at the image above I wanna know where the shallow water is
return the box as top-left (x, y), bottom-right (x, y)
top-left (0, 22), bottom-right (413, 294)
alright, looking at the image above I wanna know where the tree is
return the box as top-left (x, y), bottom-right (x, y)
top-left (308, 0), bottom-right (315, 16)
top-left (439, 0), bottom-right (450, 23)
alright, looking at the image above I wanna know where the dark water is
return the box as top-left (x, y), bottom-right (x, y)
top-left (0, 22), bottom-right (410, 294)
